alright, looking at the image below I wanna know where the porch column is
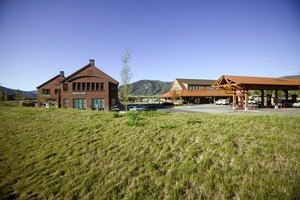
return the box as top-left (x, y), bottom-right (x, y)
top-left (261, 90), bottom-right (264, 108)
top-left (284, 90), bottom-right (288, 101)
top-left (232, 90), bottom-right (236, 109)
top-left (244, 90), bottom-right (249, 110)
top-left (274, 89), bottom-right (279, 109)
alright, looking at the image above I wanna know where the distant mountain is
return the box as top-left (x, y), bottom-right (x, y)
top-left (120, 80), bottom-right (173, 96)
top-left (0, 86), bottom-right (37, 99)
top-left (281, 75), bottom-right (300, 79)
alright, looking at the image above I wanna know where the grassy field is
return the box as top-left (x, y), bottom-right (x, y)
top-left (0, 106), bottom-right (299, 199)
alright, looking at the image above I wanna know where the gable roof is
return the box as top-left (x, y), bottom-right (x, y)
top-left (213, 75), bottom-right (300, 90)
top-left (175, 78), bottom-right (216, 90)
top-left (61, 62), bottom-right (118, 84)
top-left (37, 74), bottom-right (65, 89)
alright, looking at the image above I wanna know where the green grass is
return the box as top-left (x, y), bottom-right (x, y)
top-left (0, 106), bottom-right (299, 199)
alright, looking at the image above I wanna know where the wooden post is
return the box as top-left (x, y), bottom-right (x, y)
top-left (284, 90), bottom-right (288, 101)
top-left (244, 90), bottom-right (249, 110)
top-left (274, 89), bottom-right (279, 109)
top-left (232, 90), bottom-right (236, 109)
top-left (261, 90), bottom-right (264, 108)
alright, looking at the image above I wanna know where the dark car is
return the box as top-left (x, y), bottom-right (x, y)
top-left (162, 102), bottom-right (174, 107)
top-left (282, 100), bottom-right (297, 107)
top-left (143, 105), bottom-right (157, 111)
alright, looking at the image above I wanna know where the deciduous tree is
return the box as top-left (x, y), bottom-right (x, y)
top-left (120, 47), bottom-right (133, 111)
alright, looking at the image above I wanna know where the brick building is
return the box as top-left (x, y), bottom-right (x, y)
top-left (37, 59), bottom-right (118, 111)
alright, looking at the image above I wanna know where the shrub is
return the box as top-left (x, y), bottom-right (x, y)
top-left (126, 111), bottom-right (140, 126)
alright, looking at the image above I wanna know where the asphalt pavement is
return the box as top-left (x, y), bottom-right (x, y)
top-left (158, 104), bottom-right (300, 116)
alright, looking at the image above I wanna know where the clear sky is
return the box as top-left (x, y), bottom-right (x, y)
top-left (0, 0), bottom-right (299, 91)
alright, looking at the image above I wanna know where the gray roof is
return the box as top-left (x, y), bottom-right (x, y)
top-left (176, 78), bottom-right (216, 89)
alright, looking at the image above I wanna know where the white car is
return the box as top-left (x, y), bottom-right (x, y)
top-left (292, 101), bottom-right (300, 108)
top-left (215, 99), bottom-right (229, 105)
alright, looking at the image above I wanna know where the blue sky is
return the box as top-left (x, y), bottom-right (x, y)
top-left (0, 0), bottom-right (299, 91)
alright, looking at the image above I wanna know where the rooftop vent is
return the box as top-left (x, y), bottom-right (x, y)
top-left (89, 59), bottom-right (95, 66)
top-left (60, 71), bottom-right (64, 77)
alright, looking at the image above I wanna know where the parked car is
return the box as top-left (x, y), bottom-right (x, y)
top-left (215, 99), bottom-right (229, 105)
top-left (162, 102), bottom-right (174, 107)
top-left (282, 100), bottom-right (297, 107)
top-left (129, 105), bottom-right (157, 112)
top-left (143, 105), bottom-right (157, 111)
top-left (292, 101), bottom-right (300, 108)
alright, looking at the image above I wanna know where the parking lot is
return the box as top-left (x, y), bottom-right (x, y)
top-left (159, 104), bottom-right (300, 116)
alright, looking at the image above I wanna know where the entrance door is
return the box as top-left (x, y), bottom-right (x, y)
top-left (92, 98), bottom-right (104, 110)
top-left (73, 99), bottom-right (86, 110)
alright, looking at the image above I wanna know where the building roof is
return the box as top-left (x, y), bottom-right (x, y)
top-left (160, 89), bottom-right (230, 98)
top-left (174, 78), bottom-right (216, 91)
top-left (213, 75), bottom-right (300, 90)
top-left (61, 60), bottom-right (118, 84)
top-left (37, 74), bottom-right (65, 89)
top-left (180, 89), bottom-right (231, 97)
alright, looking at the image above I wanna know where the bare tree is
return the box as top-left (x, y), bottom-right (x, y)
top-left (120, 47), bottom-right (133, 111)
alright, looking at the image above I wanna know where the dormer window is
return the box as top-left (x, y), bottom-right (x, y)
top-left (188, 85), bottom-right (200, 90)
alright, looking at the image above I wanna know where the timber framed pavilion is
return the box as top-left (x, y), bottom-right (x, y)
top-left (212, 75), bottom-right (300, 110)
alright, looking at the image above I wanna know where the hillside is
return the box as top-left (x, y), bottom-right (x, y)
top-left (0, 86), bottom-right (37, 99)
top-left (281, 75), bottom-right (300, 79)
top-left (120, 80), bottom-right (173, 96)
top-left (0, 106), bottom-right (299, 199)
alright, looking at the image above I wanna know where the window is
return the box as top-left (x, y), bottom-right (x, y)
top-left (96, 82), bottom-right (99, 91)
top-left (92, 98), bottom-right (104, 110)
top-left (87, 83), bottom-right (90, 91)
top-left (188, 85), bottom-right (200, 90)
top-left (109, 83), bottom-right (116, 91)
top-left (204, 86), bottom-right (214, 90)
top-left (111, 98), bottom-right (116, 106)
top-left (63, 84), bottom-right (68, 91)
top-left (73, 99), bottom-right (86, 110)
top-left (77, 82), bottom-right (81, 91)
top-left (63, 99), bottom-right (68, 108)
top-left (42, 89), bottom-right (50, 95)
top-left (91, 83), bottom-right (95, 91)
top-left (72, 83), bottom-right (76, 91)
top-left (55, 89), bottom-right (61, 94)
top-left (82, 82), bottom-right (86, 91)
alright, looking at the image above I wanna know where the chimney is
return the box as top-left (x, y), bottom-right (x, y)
top-left (89, 59), bottom-right (95, 66)
top-left (60, 71), bottom-right (64, 77)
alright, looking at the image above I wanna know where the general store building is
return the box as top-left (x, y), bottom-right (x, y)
top-left (160, 78), bottom-right (231, 104)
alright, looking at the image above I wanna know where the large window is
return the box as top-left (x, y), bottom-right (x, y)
top-left (92, 98), bottom-right (104, 110)
top-left (42, 89), bottom-right (50, 95)
top-left (72, 82), bottom-right (104, 92)
top-left (73, 99), bottom-right (86, 110)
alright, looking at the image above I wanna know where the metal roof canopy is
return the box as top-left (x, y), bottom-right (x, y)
top-left (212, 75), bottom-right (300, 91)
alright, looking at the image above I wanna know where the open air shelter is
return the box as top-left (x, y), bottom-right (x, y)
top-left (212, 75), bottom-right (300, 110)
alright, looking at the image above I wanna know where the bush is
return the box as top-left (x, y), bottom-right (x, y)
top-left (126, 111), bottom-right (140, 126)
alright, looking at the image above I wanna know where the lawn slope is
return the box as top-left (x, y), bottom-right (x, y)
top-left (0, 107), bottom-right (299, 199)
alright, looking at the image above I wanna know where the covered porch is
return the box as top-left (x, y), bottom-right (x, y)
top-left (212, 75), bottom-right (300, 110)
top-left (159, 89), bottom-right (231, 104)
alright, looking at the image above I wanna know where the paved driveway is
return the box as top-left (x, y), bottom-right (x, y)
top-left (159, 104), bottom-right (300, 116)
